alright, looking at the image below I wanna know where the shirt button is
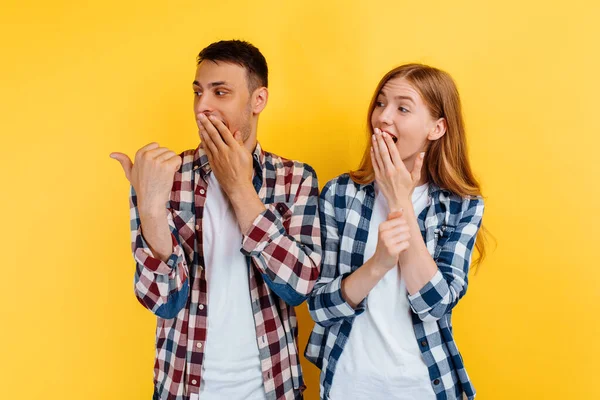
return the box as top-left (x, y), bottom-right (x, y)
top-left (421, 340), bottom-right (427, 347)
top-left (199, 188), bottom-right (206, 195)
top-left (195, 224), bottom-right (200, 230)
top-left (433, 379), bottom-right (440, 385)
top-left (199, 304), bottom-right (205, 310)
top-left (196, 342), bottom-right (203, 349)
top-left (191, 379), bottom-right (197, 385)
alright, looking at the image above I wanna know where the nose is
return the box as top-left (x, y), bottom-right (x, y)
top-left (195, 94), bottom-right (214, 117)
top-left (377, 105), bottom-right (394, 126)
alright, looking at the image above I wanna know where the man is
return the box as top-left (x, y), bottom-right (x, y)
top-left (110, 40), bottom-right (321, 400)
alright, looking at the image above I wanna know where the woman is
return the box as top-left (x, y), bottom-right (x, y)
top-left (305, 64), bottom-right (486, 400)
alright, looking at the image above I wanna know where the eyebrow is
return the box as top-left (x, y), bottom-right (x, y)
top-left (378, 91), bottom-right (416, 104)
top-left (192, 80), bottom-right (229, 88)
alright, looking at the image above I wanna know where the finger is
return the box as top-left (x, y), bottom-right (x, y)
top-left (388, 222), bottom-right (410, 233)
top-left (372, 133), bottom-right (386, 174)
top-left (200, 125), bottom-right (219, 157)
top-left (135, 142), bottom-right (160, 159)
top-left (199, 114), bottom-right (226, 151)
top-left (388, 210), bottom-right (404, 220)
top-left (165, 154), bottom-right (183, 171)
top-left (380, 218), bottom-right (409, 233)
top-left (379, 215), bottom-right (406, 231)
top-left (376, 131), bottom-right (394, 171)
top-left (109, 152), bottom-right (133, 182)
top-left (155, 150), bottom-right (177, 163)
top-left (383, 132), bottom-right (402, 166)
top-left (412, 152), bottom-right (425, 184)
top-left (146, 147), bottom-right (173, 160)
top-left (392, 241), bottom-right (410, 254)
top-left (390, 231), bottom-right (411, 243)
top-left (370, 147), bottom-right (381, 180)
top-left (209, 115), bottom-right (237, 147)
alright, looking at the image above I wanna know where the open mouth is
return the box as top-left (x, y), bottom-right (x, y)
top-left (378, 128), bottom-right (398, 143)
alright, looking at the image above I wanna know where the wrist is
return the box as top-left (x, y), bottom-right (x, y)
top-left (139, 202), bottom-right (167, 220)
top-left (384, 189), bottom-right (409, 209)
top-left (367, 256), bottom-right (393, 277)
top-left (227, 182), bottom-right (256, 203)
top-left (389, 198), bottom-right (412, 213)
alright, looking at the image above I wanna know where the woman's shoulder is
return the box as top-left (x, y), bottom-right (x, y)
top-left (322, 173), bottom-right (375, 202)
top-left (322, 173), bottom-right (358, 195)
top-left (429, 185), bottom-right (484, 220)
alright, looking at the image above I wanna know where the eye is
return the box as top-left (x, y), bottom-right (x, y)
top-left (375, 101), bottom-right (385, 107)
top-left (193, 91), bottom-right (202, 96)
top-left (215, 90), bottom-right (227, 96)
top-left (399, 106), bottom-right (409, 113)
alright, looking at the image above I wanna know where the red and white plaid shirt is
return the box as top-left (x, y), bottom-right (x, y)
top-left (129, 142), bottom-right (322, 400)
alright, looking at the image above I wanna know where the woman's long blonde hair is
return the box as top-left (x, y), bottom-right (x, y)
top-left (350, 64), bottom-right (489, 267)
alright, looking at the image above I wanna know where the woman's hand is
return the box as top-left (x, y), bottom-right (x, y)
top-left (371, 210), bottom-right (411, 272)
top-left (370, 128), bottom-right (425, 212)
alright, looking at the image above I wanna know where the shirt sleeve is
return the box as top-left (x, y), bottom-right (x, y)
top-left (408, 196), bottom-right (485, 322)
top-left (130, 186), bottom-right (190, 319)
top-left (308, 179), bottom-right (366, 327)
top-left (240, 164), bottom-right (322, 307)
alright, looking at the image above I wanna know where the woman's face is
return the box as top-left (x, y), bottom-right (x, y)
top-left (370, 77), bottom-right (446, 168)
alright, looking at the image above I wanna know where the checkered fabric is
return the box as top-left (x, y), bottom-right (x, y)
top-left (130, 142), bottom-right (321, 400)
top-left (305, 174), bottom-right (484, 400)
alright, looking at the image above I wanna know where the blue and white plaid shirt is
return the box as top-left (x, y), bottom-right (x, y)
top-left (305, 174), bottom-right (484, 400)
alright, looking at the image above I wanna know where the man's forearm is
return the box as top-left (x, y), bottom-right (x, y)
top-left (229, 184), bottom-right (267, 233)
top-left (139, 207), bottom-right (173, 262)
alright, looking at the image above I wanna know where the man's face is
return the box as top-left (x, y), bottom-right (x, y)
top-left (193, 61), bottom-right (253, 142)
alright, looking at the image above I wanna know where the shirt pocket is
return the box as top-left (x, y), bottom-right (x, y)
top-left (433, 225), bottom-right (456, 260)
top-left (170, 206), bottom-right (196, 258)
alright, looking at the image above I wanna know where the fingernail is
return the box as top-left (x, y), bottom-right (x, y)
top-left (199, 113), bottom-right (206, 119)
top-left (209, 115), bottom-right (215, 120)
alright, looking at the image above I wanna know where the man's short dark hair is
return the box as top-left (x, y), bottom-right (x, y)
top-left (197, 40), bottom-right (268, 92)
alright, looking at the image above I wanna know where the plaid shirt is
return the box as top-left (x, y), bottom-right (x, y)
top-left (305, 174), bottom-right (484, 400)
top-left (129, 142), bottom-right (321, 400)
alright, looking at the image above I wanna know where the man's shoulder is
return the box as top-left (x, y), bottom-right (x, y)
top-left (263, 150), bottom-right (316, 179)
top-left (179, 148), bottom-right (197, 164)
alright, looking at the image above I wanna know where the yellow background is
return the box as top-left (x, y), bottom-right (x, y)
top-left (2, 0), bottom-right (598, 399)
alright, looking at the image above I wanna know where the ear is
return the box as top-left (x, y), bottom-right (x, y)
top-left (427, 117), bottom-right (447, 141)
top-left (251, 87), bottom-right (268, 115)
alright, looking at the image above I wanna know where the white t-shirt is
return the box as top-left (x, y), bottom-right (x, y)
top-left (193, 172), bottom-right (267, 400)
top-left (329, 183), bottom-right (435, 400)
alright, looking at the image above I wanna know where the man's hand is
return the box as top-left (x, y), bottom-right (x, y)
top-left (198, 114), bottom-right (266, 233)
top-left (110, 142), bottom-right (182, 214)
top-left (110, 143), bottom-right (182, 262)
top-left (198, 114), bottom-right (254, 197)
